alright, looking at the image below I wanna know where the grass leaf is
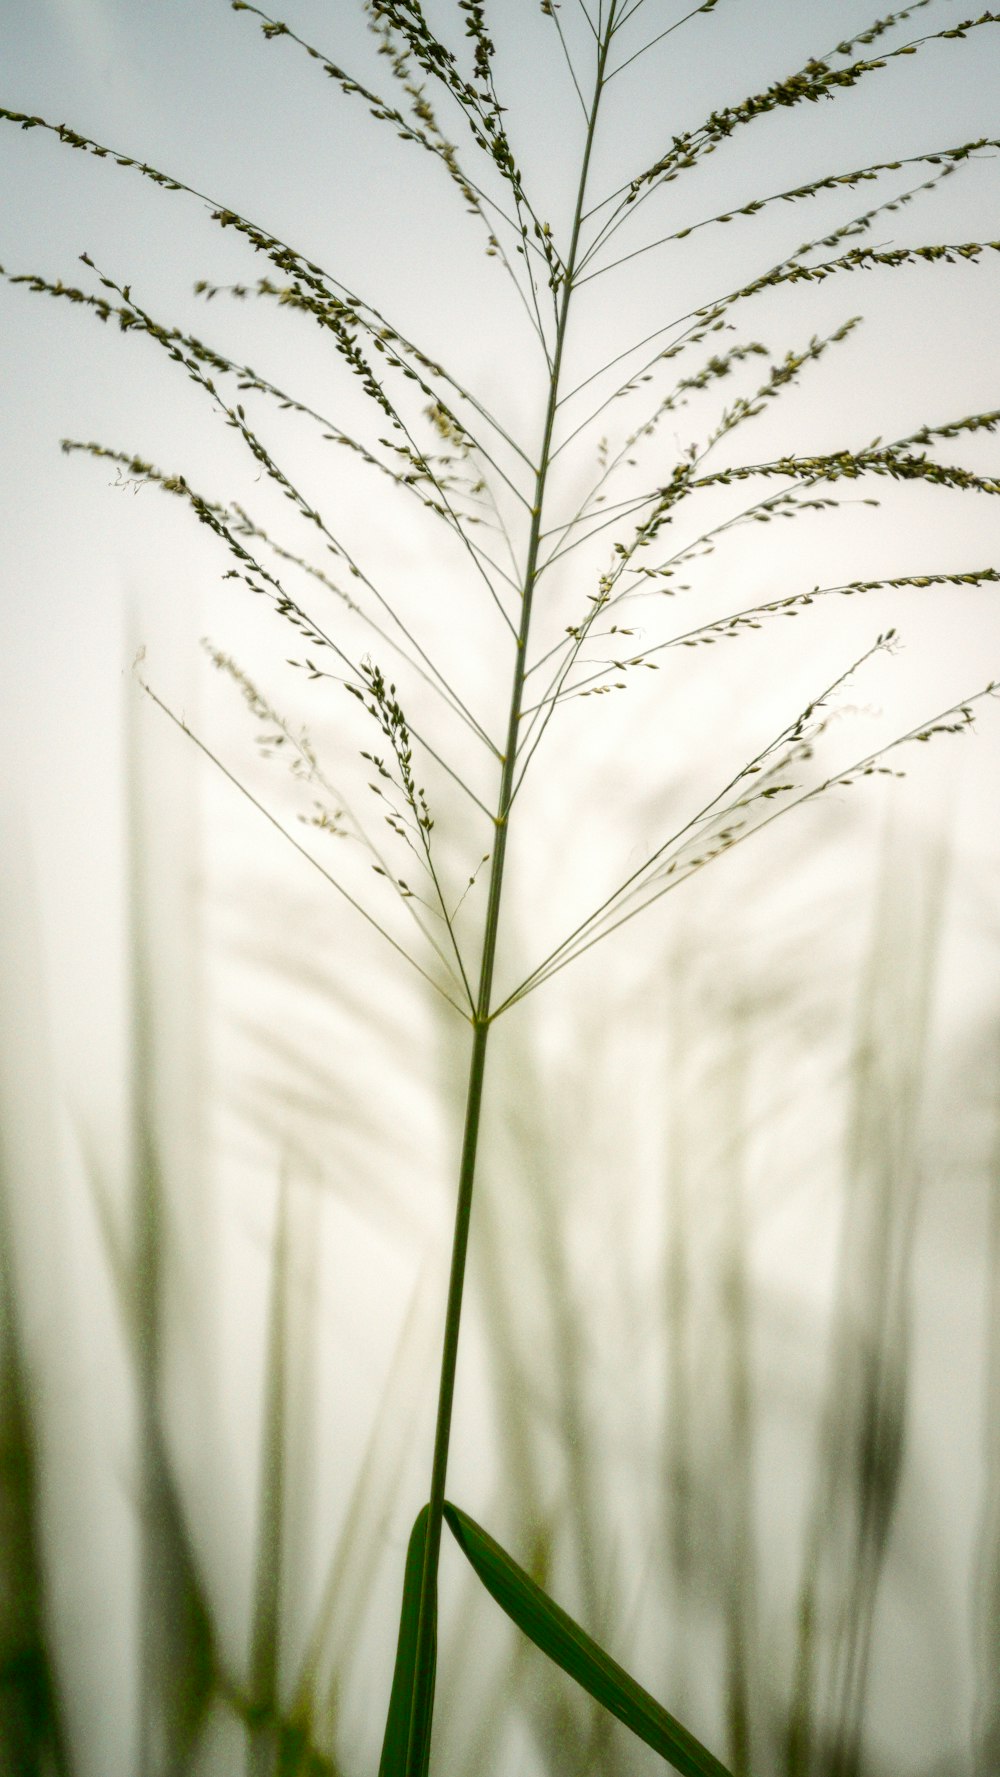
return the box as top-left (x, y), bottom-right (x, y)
top-left (443, 1501), bottom-right (732, 1777)
top-left (378, 1505), bottom-right (436, 1777)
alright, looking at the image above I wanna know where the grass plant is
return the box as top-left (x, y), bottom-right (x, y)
top-left (3, 2), bottom-right (1000, 1772)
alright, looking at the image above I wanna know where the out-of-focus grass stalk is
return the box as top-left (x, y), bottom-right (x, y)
top-left (657, 944), bottom-right (761, 1775)
top-left (972, 1044), bottom-right (1000, 1777)
top-left (125, 699), bottom-right (217, 1776)
top-left (718, 1020), bottom-right (758, 1777)
top-left (0, 1192), bottom-right (72, 1777)
top-left (502, 1039), bottom-right (628, 1777)
top-left (246, 1179), bottom-right (289, 1777)
top-left (787, 823), bottom-right (950, 1777)
top-left (663, 944), bottom-right (697, 1672)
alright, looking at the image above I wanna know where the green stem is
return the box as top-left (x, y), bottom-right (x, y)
top-left (404, 13), bottom-right (618, 1774)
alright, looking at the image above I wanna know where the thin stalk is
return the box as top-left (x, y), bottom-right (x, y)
top-left (404, 15), bottom-right (619, 1772)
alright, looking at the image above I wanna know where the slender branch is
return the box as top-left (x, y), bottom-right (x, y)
top-left (200, 639), bottom-right (481, 989)
top-left (571, 0), bottom-right (599, 41)
top-left (496, 679), bottom-right (998, 1012)
top-left (552, 230), bottom-right (1000, 468)
top-left (548, 4), bottom-right (590, 119)
top-left (582, 4), bottom-right (974, 266)
top-left (521, 566), bottom-right (1000, 713)
top-left (574, 141), bottom-right (997, 286)
top-left (231, 0), bottom-right (560, 325)
top-left (139, 681), bottom-right (471, 1016)
top-left (87, 262), bottom-right (502, 755)
top-left (497, 639), bottom-right (884, 1012)
top-left (0, 105), bottom-right (538, 476)
top-left (605, 0), bottom-right (727, 82)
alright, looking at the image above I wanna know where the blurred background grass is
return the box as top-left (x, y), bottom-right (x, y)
top-left (1, 713), bottom-right (997, 1777)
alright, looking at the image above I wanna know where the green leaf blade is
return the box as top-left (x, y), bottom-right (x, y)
top-left (378, 1506), bottom-right (436, 1777)
top-left (443, 1502), bottom-right (732, 1777)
